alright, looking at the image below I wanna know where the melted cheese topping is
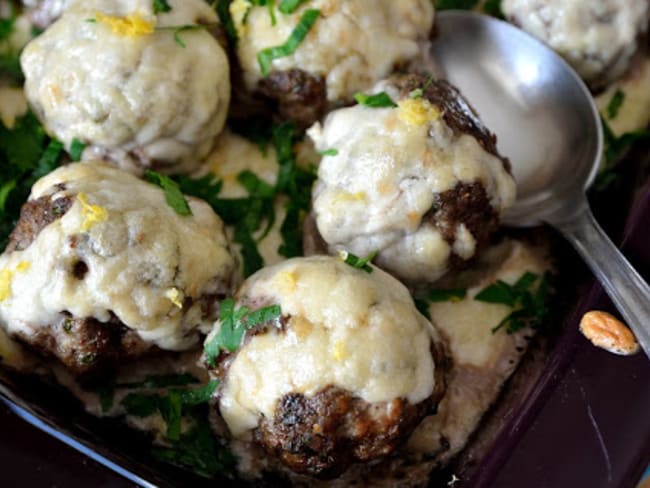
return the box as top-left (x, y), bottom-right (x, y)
top-left (20, 0), bottom-right (230, 175)
top-left (308, 82), bottom-right (516, 284)
top-left (0, 163), bottom-right (238, 351)
top-left (502, 0), bottom-right (649, 85)
top-left (217, 256), bottom-right (439, 437)
top-left (236, 0), bottom-right (434, 101)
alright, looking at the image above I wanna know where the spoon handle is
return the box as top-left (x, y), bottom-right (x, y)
top-left (553, 202), bottom-right (650, 358)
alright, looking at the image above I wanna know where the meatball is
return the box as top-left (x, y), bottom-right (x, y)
top-left (0, 163), bottom-right (238, 378)
top-left (206, 256), bottom-right (448, 478)
top-left (502, 0), bottom-right (650, 89)
top-left (306, 74), bottom-right (516, 286)
top-left (21, 0), bottom-right (70, 28)
top-left (20, 0), bottom-right (231, 175)
top-left (232, 0), bottom-right (434, 126)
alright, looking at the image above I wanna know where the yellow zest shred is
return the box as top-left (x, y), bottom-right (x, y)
top-left (332, 340), bottom-right (346, 362)
top-left (398, 98), bottom-right (441, 127)
top-left (95, 12), bottom-right (155, 37)
top-left (230, 0), bottom-right (251, 37)
top-left (0, 262), bottom-right (31, 302)
top-left (165, 287), bottom-right (184, 309)
top-left (333, 191), bottom-right (366, 205)
top-left (77, 192), bottom-right (109, 232)
top-left (276, 271), bottom-right (297, 292)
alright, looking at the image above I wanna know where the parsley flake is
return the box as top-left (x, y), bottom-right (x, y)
top-left (606, 89), bottom-right (625, 120)
top-left (595, 117), bottom-right (650, 191)
top-left (204, 298), bottom-right (282, 365)
top-left (257, 8), bottom-right (320, 76)
top-left (317, 148), bottom-right (338, 157)
top-left (474, 271), bottom-right (551, 334)
top-left (214, 0), bottom-right (239, 44)
top-left (436, 0), bottom-right (479, 10)
top-left (339, 250), bottom-right (377, 273)
top-left (354, 91), bottom-right (397, 108)
top-left (278, 0), bottom-right (308, 14)
top-left (145, 170), bottom-right (193, 216)
top-left (152, 416), bottom-right (235, 478)
top-left (153, 0), bottom-right (172, 14)
top-left (69, 138), bottom-right (86, 161)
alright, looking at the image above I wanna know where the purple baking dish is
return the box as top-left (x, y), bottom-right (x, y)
top-left (1, 175), bottom-right (647, 488)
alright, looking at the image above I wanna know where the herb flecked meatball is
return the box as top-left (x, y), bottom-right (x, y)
top-left (231, 0), bottom-right (434, 126)
top-left (20, 0), bottom-right (231, 175)
top-left (306, 74), bottom-right (516, 286)
top-left (205, 256), bottom-right (448, 478)
top-left (0, 163), bottom-right (238, 379)
top-left (503, 0), bottom-right (650, 89)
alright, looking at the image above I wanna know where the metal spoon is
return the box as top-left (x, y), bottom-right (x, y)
top-left (430, 11), bottom-right (650, 356)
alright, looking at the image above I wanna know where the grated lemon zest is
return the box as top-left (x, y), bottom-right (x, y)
top-left (332, 340), bottom-right (346, 362)
top-left (398, 98), bottom-right (441, 127)
top-left (230, 0), bottom-right (251, 37)
top-left (0, 262), bottom-right (31, 302)
top-left (165, 288), bottom-right (184, 309)
top-left (77, 192), bottom-right (109, 232)
top-left (95, 12), bottom-right (155, 37)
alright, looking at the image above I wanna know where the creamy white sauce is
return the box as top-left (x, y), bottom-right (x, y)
top-left (502, 0), bottom-right (649, 85)
top-left (0, 163), bottom-right (238, 351)
top-left (235, 0), bottom-right (434, 101)
top-left (0, 87), bottom-right (28, 128)
top-left (596, 57), bottom-right (650, 137)
top-left (407, 239), bottom-right (551, 462)
top-left (215, 256), bottom-right (439, 437)
top-left (20, 0), bottom-right (231, 175)
top-left (308, 82), bottom-right (516, 284)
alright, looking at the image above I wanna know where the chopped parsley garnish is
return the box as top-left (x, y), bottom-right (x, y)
top-left (117, 377), bottom-right (228, 476)
top-left (339, 250), bottom-right (377, 273)
top-left (317, 148), bottom-right (338, 157)
top-left (214, 0), bottom-right (239, 44)
top-left (606, 89), bottom-right (625, 120)
top-left (595, 117), bottom-right (650, 191)
top-left (354, 91), bottom-right (398, 108)
top-left (174, 119), bottom-right (315, 275)
top-left (152, 416), bottom-right (235, 478)
top-left (153, 0), bottom-right (172, 14)
top-left (414, 288), bottom-right (469, 319)
top-left (0, 8), bottom-right (23, 84)
top-left (69, 138), bottom-right (86, 161)
top-left (204, 298), bottom-right (282, 365)
top-left (483, 0), bottom-right (504, 18)
top-left (272, 122), bottom-right (317, 259)
top-left (257, 8), bottom-right (320, 76)
top-left (0, 112), bottom-right (63, 249)
top-left (435, 0), bottom-right (479, 10)
top-left (145, 170), bottom-right (193, 216)
top-left (93, 373), bottom-right (200, 413)
top-left (121, 380), bottom-right (219, 433)
top-left (474, 271), bottom-right (550, 334)
top-left (278, 0), bottom-right (308, 14)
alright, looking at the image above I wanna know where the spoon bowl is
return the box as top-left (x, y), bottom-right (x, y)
top-left (430, 11), bottom-right (650, 357)
top-left (430, 11), bottom-right (602, 226)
